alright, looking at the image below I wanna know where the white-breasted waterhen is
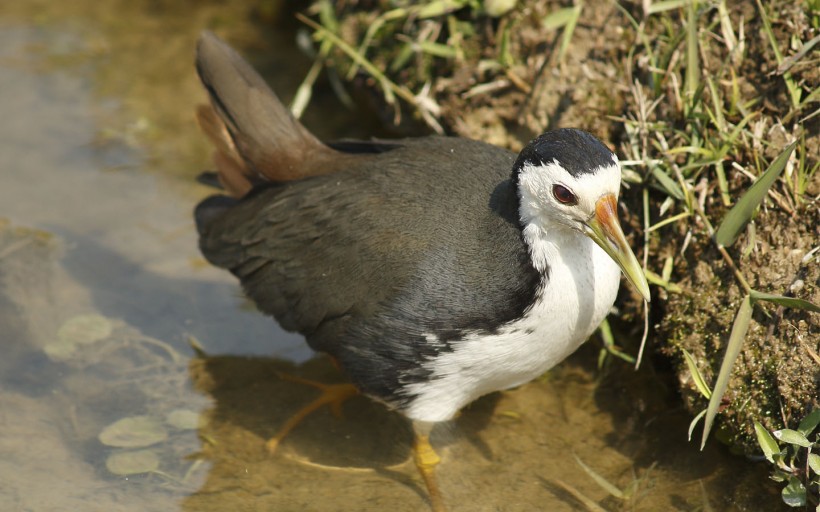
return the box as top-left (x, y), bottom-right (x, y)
top-left (193, 31), bottom-right (650, 512)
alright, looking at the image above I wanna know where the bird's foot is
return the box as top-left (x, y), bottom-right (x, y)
top-left (266, 374), bottom-right (359, 454)
top-left (413, 423), bottom-right (447, 512)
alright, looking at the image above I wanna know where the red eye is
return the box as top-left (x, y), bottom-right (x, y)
top-left (552, 184), bottom-right (577, 205)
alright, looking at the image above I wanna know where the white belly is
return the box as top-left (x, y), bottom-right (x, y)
top-left (402, 232), bottom-right (621, 422)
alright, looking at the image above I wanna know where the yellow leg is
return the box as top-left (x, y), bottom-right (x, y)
top-left (413, 421), bottom-right (447, 512)
top-left (266, 373), bottom-right (358, 454)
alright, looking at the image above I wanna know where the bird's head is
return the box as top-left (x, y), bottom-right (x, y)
top-left (513, 129), bottom-right (650, 302)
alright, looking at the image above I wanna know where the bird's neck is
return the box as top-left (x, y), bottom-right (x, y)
top-left (520, 222), bottom-right (560, 274)
top-left (519, 220), bottom-right (583, 276)
top-left (520, 213), bottom-right (622, 337)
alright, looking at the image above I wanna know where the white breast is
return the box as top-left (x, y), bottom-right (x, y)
top-left (401, 228), bottom-right (621, 423)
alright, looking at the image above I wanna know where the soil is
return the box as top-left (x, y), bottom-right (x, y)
top-left (659, 204), bottom-right (820, 450)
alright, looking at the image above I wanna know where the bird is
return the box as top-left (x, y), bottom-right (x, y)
top-left (192, 31), bottom-right (650, 512)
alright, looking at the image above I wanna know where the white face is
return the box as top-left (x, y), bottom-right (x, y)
top-left (516, 156), bottom-right (622, 232)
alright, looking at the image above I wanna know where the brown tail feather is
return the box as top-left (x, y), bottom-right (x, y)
top-left (195, 31), bottom-right (341, 197)
top-left (195, 104), bottom-right (254, 196)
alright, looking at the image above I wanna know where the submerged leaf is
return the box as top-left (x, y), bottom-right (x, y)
top-left (715, 140), bottom-right (797, 247)
top-left (99, 416), bottom-right (168, 448)
top-left (106, 449), bottom-right (159, 475)
top-left (166, 409), bottom-right (202, 430)
top-left (58, 314), bottom-right (113, 346)
top-left (43, 340), bottom-right (78, 362)
top-left (573, 454), bottom-right (624, 499)
top-left (45, 313), bottom-right (114, 361)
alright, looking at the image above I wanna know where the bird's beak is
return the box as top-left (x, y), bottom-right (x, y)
top-left (583, 193), bottom-right (651, 302)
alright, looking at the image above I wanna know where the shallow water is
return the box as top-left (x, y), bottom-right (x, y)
top-left (0, 2), bottom-right (782, 511)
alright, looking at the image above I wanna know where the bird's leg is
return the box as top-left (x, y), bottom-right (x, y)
top-left (266, 373), bottom-right (358, 454)
top-left (412, 420), bottom-right (447, 512)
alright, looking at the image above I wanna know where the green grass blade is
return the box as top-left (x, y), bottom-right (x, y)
top-left (801, 86), bottom-right (820, 106)
top-left (417, 0), bottom-right (468, 19)
top-left (668, 145), bottom-right (712, 157)
top-left (756, 0), bottom-right (801, 107)
top-left (647, 0), bottom-right (690, 14)
top-left (756, 0), bottom-right (784, 63)
top-left (497, 19), bottom-right (512, 66)
top-left (715, 163), bottom-right (730, 206)
top-left (297, 14), bottom-right (417, 107)
top-left (542, 6), bottom-right (579, 29)
top-left (753, 421), bottom-right (780, 463)
top-left (688, 409), bottom-right (707, 441)
top-left (650, 167), bottom-right (685, 200)
top-left (662, 255), bottom-right (673, 282)
top-left (700, 294), bottom-right (752, 450)
top-left (644, 268), bottom-right (684, 293)
top-left (389, 43), bottom-right (415, 72)
top-left (749, 290), bottom-right (820, 313)
top-left (417, 41), bottom-right (459, 59)
top-left (347, 16), bottom-right (388, 79)
top-left (291, 59), bottom-right (323, 119)
top-left (542, 5), bottom-right (582, 64)
top-left (713, 111), bottom-right (757, 161)
top-left (776, 33), bottom-right (820, 75)
top-left (685, 1), bottom-right (699, 102)
top-left (556, 5), bottom-right (581, 63)
top-left (599, 318), bottom-right (614, 348)
top-left (706, 75), bottom-right (726, 131)
top-left (682, 349), bottom-right (712, 399)
top-left (598, 319), bottom-right (636, 364)
top-left (717, 0), bottom-right (738, 53)
top-left (714, 140), bottom-right (797, 247)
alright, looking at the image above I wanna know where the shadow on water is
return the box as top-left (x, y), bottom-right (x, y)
top-left (0, 1), bottom-right (786, 511)
top-left (189, 354), bottom-right (411, 467)
top-left (55, 229), bottom-right (298, 355)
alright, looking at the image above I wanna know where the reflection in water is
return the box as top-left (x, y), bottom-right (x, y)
top-left (0, 2), bottom-right (781, 511)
